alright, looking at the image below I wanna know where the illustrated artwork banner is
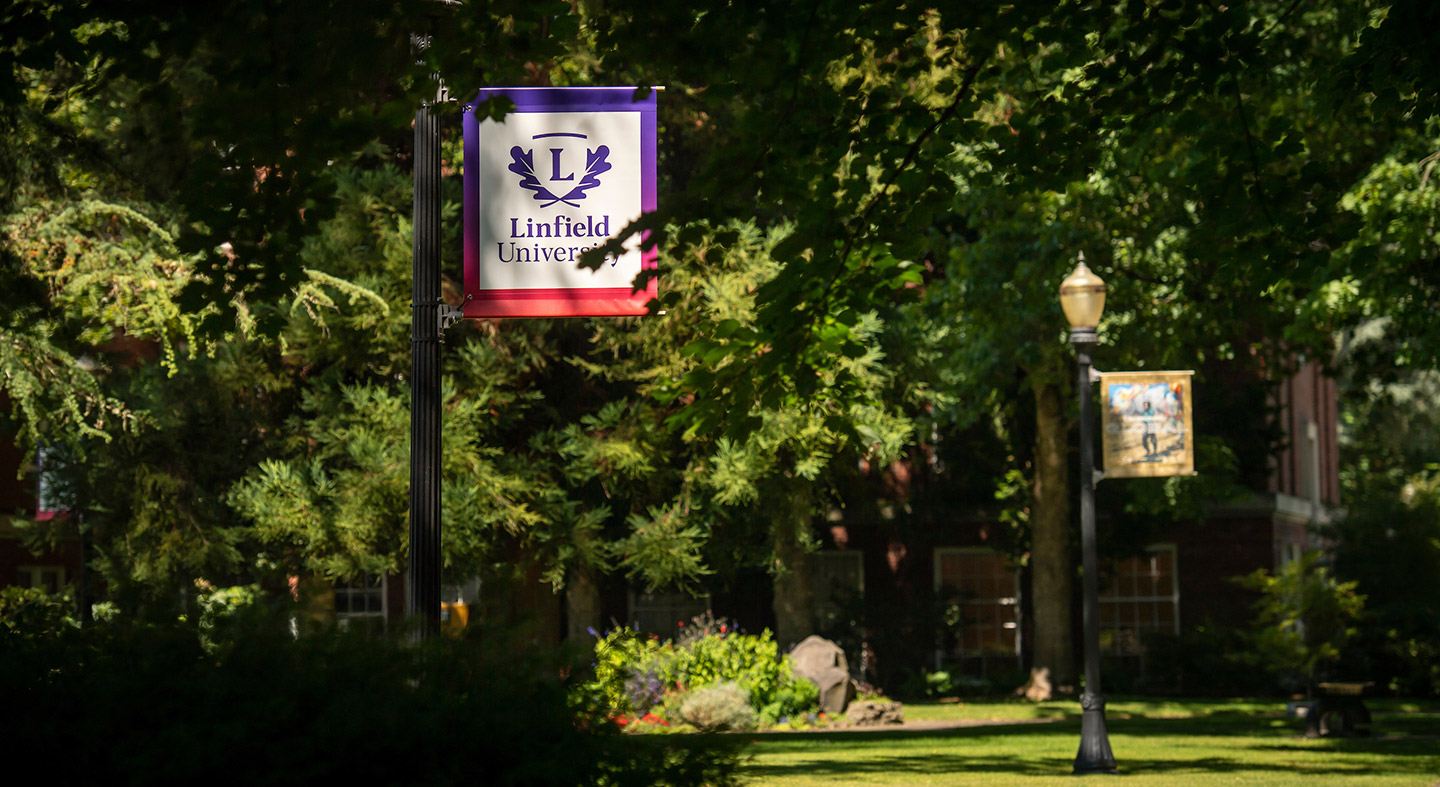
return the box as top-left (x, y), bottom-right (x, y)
top-left (1100, 370), bottom-right (1195, 479)
top-left (463, 87), bottom-right (658, 318)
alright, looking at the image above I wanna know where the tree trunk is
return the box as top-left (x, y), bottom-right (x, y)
top-left (771, 486), bottom-right (815, 650)
top-left (565, 562), bottom-right (603, 642)
top-left (1030, 380), bottom-right (1075, 695)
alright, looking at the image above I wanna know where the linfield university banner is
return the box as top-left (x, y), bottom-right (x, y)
top-left (1099, 370), bottom-right (1195, 479)
top-left (462, 87), bottom-right (658, 318)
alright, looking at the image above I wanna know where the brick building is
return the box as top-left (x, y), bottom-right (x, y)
top-left (586, 360), bottom-right (1342, 690)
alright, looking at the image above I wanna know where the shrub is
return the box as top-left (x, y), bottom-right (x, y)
top-left (1236, 551), bottom-right (1366, 691)
top-left (1331, 469), bottom-right (1440, 697)
top-left (678, 682), bottom-right (757, 731)
top-left (592, 627), bottom-right (669, 714)
top-left (899, 668), bottom-right (960, 699)
top-left (0, 614), bottom-right (743, 786)
top-left (624, 667), bottom-right (667, 714)
top-left (0, 586), bottom-right (78, 636)
top-left (758, 673), bottom-right (820, 727)
top-left (680, 624), bottom-right (785, 705)
top-left (1142, 620), bottom-right (1287, 696)
top-left (192, 582), bottom-right (268, 651)
top-left (588, 616), bottom-right (818, 728)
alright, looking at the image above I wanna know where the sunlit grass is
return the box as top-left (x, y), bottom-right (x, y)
top-left (738, 698), bottom-right (1440, 786)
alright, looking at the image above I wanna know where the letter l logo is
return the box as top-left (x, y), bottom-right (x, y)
top-left (550, 149), bottom-right (574, 181)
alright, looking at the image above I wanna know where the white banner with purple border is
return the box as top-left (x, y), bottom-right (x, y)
top-left (463, 87), bottom-right (657, 318)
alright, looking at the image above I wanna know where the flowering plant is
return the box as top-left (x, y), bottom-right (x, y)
top-left (583, 613), bottom-right (818, 729)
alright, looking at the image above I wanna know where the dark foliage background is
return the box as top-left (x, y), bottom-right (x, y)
top-left (0, 606), bottom-right (743, 786)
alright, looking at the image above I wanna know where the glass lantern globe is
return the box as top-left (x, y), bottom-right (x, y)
top-left (1059, 255), bottom-right (1106, 330)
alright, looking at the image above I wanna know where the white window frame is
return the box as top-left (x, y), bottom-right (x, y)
top-left (333, 574), bottom-right (387, 632)
top-left (1098, 543), bottom-right (1180, 655)
top-left (17, 565), bottom-right (65, 594)
top-left (35, 444), bottom-right (69, 520)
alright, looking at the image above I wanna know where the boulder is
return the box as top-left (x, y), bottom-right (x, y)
top-left (789, 635), bottom-right (856, 714)
top-left (846, 700), bottom-right (905, 726)
top-left (815, 667), bottom-right (856, 715)
top-left (790, 635), bottom-right (848, 676)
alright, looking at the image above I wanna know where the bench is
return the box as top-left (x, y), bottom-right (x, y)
top-left (1303, 682), bottom-right (1373, 738)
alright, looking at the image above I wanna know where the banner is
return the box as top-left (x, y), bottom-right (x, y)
top-left (462, 87), bottom-right (658, 318)
top-left (1099, 370), bottom-right (1195, 479)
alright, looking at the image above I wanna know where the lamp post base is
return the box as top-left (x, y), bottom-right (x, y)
top-left (1073, 693), bottom-right (1117, 774)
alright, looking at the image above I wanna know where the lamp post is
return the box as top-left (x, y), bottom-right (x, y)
top-left (1059, 253), bottom-right (1117, 774)
top-left (409, 31), bottom-right (445, 640)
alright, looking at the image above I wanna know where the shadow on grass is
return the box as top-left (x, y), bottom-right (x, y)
top-left (741, 715), bottom-right (1440, 781)
top-left (743, 751), bottom-right (1073, 780)
top-left (1110, 709), bottom-right (1440, 740)
top-left (741, 750), bottom-right (1433, 781)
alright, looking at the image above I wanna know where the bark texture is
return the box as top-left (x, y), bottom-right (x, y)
top-left (565, 562), bottom-right (603, 642)
top-left (771, 487), bottom-right (815, 649)
top-left (1030, 380), bottom-right (1075, 693)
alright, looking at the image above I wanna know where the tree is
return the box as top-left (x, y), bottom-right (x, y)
top-left (582, 221), bottom-right (913, 646)
top-left (581, 0), bottom-right (1414, 694)
top-left (7, 1), bottom-right (1438, 693)
top-left (0, 1), bottom-right (604, 607)
top-left (1326, 322), bottom-right (1440, 696)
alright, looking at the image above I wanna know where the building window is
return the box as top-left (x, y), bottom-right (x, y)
top-left (812, 550), bottom-right (864, 632)
top-left (934, 548), bottom-right (1021, 672)
top-left (628, 588), bottom-right (710, 636)
top-left (1279, 540), bottom-right (1304, 569)
top-left (1099, 544), bottom-right (1179, 655)
top-left (18, 565), bottom-right (65, 594)
top-left (36, 444), bottom-right (70, 520)
top-left (334, 574), bottom-right (386, 634)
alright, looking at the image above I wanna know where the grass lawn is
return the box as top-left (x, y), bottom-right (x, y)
top-left (737, 698), bottom-right (1440, 786)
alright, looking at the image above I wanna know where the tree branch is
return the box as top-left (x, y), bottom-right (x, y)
top-left (1227, 70), bottom-right (1282, 234)
top-left (837, 54), bottom-right (990, 272)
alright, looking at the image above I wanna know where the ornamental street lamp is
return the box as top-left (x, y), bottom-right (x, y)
top-left (1059, 253), bottom-right (1117, 774)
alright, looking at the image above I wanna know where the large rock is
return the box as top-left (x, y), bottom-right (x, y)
top-left (789, 635), bottom-right (856, 715)
top-left (846, 700), bottom-right (904, 726)
top-left (791, 634), bottom-right (849, 675)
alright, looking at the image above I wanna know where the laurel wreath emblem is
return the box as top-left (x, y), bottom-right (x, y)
top-left (508, 145), bottom-right (612, 208)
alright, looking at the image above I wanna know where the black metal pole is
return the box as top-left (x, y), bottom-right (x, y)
top-left (1072, 331), bottom-right (1116, 774)
top-left (408, 83), bottom-right (443, 640)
